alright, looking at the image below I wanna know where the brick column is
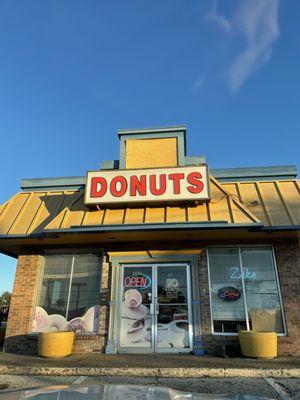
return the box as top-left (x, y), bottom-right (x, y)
top-left (99, 253), bottom-right (110, 337)
top-left (198, 249), bottom-right (216, 353)
top-left (275, 240), bottom-right (300, 356)
top-left (4, 252), bottom-right (42, 353)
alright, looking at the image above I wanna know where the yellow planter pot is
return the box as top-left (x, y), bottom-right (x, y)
top-left (38, 332), bottom-right (75, 358)
top-left (238, 330), bottom-right (277, 358)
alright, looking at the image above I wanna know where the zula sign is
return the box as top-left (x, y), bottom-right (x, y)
top-left (85, 166), bottom-right (210, 205)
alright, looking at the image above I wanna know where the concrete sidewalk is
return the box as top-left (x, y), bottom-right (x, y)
top-left (0, 352), bottom-right (299, 378)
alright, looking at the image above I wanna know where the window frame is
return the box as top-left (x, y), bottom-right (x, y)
top-left (31, 250), bottom-right (103, 335)
top-left (207, 245), bottom-right (287, 337)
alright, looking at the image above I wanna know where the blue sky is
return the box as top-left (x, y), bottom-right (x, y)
top-left (0, 0), bottom-right (299, 293)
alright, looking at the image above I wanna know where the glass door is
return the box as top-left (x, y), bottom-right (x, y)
top-left (155, 264), bottom-right (192, 352)
top-left (119, 263), bottom-right (192, 353)
top-left (119, 265), bottom-right (154, 351)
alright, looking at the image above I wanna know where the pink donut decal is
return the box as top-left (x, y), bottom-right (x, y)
top-left (84, 305), bottom-right (100, 333)
top-left (127, 319), bottom-right (145, 343)
top-left (144, 317), bottom-right (152, 342)
top-left (31, 306), bottom-right (101, 333)
top-left (122, 303), bottom-right (149, 320)
top-left (124, 289), bottom-right (142, 308)
top-left (46, 314), bottom-right (67, 332)
top-left (32, 306), bottom-right (48, 332)
top-left (67, 317), bottom-right (85, 332)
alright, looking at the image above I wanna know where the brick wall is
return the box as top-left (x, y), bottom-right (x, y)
top-left (274, 240), bottom-right (300, 356)
top-left (4, 251), bottom-right (42, 354)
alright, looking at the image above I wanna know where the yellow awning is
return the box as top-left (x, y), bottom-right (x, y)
top-left (0, 176), bottom-right (268, 236)
top-left (222, 180), bottom-right (300, 227)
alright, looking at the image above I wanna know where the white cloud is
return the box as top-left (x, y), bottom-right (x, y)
top-left (204, 0), bottom-right (280, 93)
top-left (192, 76), bottom-right (205, 92)
top-left (204, 0), bottom-right (232, 33)
top-left (228, 0), bottom-right (280, 93)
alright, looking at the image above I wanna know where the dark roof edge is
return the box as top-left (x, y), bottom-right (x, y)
top-left (43, 221), bottom-right (265, 233)
top-left (0, 222), bottom-right (264, 240)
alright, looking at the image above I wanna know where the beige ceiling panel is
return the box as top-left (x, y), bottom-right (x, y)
top-left (45, 191), bottom-right (84, 230)
top-left (230, 201), bottom-right (256, 224)
top-left (258, 182), bottom-right (291, 226)
top-left (208, 180), bottom-right (231, 222)
top-left (222, 183), bottom-right (240, 201)
top-left (0, 193), bottom-right (30, 234)
top-left (276, 181), bottom-right (300, 225)
top-left (124, 208), bottom-right (145, 224)
top-left (237, 182), bottom-right (269, 225)
top-left (103, 209), bottom-right (125, 225)
top-left (9, 192), bottom-right (47, 234)
top-left (82, 208), bottom-right (105, 226)
top-left (166, 206), bottom-right (187, 222)
top-left (145, 207), bottom-right (165, 223)
top-left (60, 194), bottom-right (86, 229)
top-left (187, 204), bottom-right (209, 222)
top-left (28, 192), bottom-right (65, 233)
top-left (209, 198), bottom-right (231, 222)
top-left (0, 202), bottom-right (8, 218)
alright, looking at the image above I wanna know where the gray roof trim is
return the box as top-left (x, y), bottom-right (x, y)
top-left (211, 165), bottom-right (297, 182)
top-left (20, 165), bottom-right (298, 191)
top-left (117, 125), bottom-right (187, 137)
top-left (21, 176), bottom-right (85, 192)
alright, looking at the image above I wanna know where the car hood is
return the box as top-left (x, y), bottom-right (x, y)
top-left (0, 384), bottom-right (275, 400)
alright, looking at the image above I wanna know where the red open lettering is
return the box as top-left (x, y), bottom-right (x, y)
top-left (124, 276), bottom-right (147, 287)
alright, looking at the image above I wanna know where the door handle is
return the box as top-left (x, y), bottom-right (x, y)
top-left (150, 303), bottom-right (154, 315)
top-left (150, 303), bottom-right (159, 315)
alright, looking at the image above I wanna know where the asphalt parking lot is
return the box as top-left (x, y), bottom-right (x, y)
top-left (0, 375), bottom-right (299, 399)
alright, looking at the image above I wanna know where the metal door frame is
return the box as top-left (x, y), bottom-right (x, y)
top-left (118, 262), bottom-right (193, 353)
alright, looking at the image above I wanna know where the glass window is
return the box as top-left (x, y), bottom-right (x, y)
top-left (157, 266), bottom-right (188, 304)
top-left (241, 247), bottom-right (284, 333)
top-left (208, 248), bottom-right (247, 333)
top-left (32, 253), bottom-right (101, 333)
top-left (208, 246), bottom-right (285, 334)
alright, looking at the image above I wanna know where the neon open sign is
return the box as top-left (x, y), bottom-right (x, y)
top-left (124, 274), bottom-right (152, 290)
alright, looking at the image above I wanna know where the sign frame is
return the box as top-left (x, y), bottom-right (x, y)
top-left (84, 165), bottom-right (210, 207)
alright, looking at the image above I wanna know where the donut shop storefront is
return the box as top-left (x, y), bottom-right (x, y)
top-left (0, 126), bottom-right (299, 356)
